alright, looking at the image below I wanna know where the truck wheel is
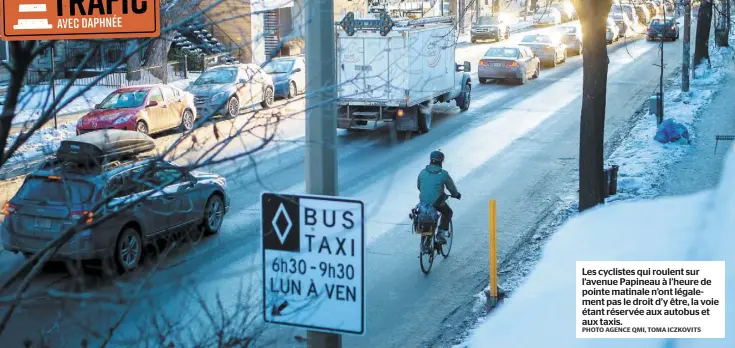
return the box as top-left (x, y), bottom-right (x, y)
top-left (456, 83), bottom-right (471, 111)
top-left (417, 105), bottom-right (432, 133)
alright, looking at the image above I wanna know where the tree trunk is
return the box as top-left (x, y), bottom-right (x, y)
top-left (126, 40), bottom-right (142, 81)
top-left (693, 0), bottom-right (713, 67)
top-left (530, 0), bottom-right (538, 12)
top-left (573, 0), bottom-right (613, 212)
top-left (0, 42), bottom-right (34, 166)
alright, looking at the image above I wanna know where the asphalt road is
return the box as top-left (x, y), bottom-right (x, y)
top-left (0, 23), bottom-right (685, 347)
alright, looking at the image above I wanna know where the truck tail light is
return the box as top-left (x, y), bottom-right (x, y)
top-left (505, 61), bottom-right (519, 68)
top-left (71, 211), bottom-right (94, 224)
top-left (2, 203), bottom-right (16, 216)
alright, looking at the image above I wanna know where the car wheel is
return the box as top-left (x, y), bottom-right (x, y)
top-left (552, 55), bottom-right (558, 67)
top-left (203, 194), bottom-right (225, 235)
top-left (135, 121), bottom-right (148, 135)
top-left (518, 73), bottom-right (527, 85)
top-left (532, 64), bottom-right (540, 78)
top-left (261, 87), bottom-right (275, 109)
top-left (479, 78), bottom-right (487, 84)
top-left (287, 81), bottom-right (297, 99)
top-left (456, 83), bottom-right (471, 111)
top-left (115, 227), bottom-right (142, 274)
top-left (471, 38), bottom-right (477, 43)
top-left (226, 96), bottom-right (239, 118)
top-left (180, 109), bottom-right (194, 132)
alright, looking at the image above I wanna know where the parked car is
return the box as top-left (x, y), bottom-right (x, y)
top-left (647, 17), bottom-right (679, 41)
top-left (635, 4), bottom-right (651, 25)
top-left (471, 15), bottom-right (511, 43)
top-left (519, 33), bottom-right (567, 67)
top-left (549, 2), bottom-right (576, 22)
top-left (1, 130), bottom-right (230, 273)
top-left (556, 23), bottom-right (583, 55)
top-left (532, 8), bottom-right (562, 26)
top-left (185, 64), bottom-right (275, 119)
top-left (76, 84), bottom-right (196, 136)
top-left (610, 6), bottom-right (635, 37)
top-left (478, 46), bottom-right (540, 85)
top-left (606, 17), bottom-right (621, 44)
top-left (262, 56), bottom-right (306, 99)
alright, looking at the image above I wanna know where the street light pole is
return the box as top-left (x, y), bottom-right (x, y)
top-left (305, 0), bottom-right (340, 346)
top-left (683, 0), bottom-right (691, 92)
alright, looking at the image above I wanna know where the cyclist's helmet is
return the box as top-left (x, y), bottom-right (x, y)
top-left (430, 150), bottom-right (444, 163)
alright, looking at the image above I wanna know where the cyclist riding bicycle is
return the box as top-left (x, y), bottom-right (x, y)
top-left (417, 150), bottom-right (461, 244)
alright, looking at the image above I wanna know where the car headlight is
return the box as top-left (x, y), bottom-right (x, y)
top-left (211, 91), bottom-right (227, 101)
top-left (113, 114), bottom-right (134, 125)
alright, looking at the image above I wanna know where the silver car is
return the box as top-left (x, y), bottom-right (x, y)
top-left (1, 130), bottom-right (230, 273)
top-left (478, 46), bottom-right (541, 85)
top-left (606, 17), bottom-right (621, 44)
top-left (557, 24), bottom-right (583, 55)
top-left (186, 64), bottom-right (275, 119)
top-left (519, 33), bottom-right (567, 67)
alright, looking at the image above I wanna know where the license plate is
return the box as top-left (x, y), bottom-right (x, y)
top-left (34, 218), bottom-right (51, 229)
top-left (492, 63), bottom-right (502, 67)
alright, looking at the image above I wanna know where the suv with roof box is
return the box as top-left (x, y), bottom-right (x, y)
top-left (1, 130), bottom-right (229, 273)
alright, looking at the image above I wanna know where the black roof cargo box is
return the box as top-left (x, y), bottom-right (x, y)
top-left (57, 130), bottom-right (155, 165)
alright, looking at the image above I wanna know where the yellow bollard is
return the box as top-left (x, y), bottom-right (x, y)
top-left (488, 200), bottom-right (498, 303)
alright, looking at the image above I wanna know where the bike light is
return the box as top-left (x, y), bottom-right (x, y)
top-left (396, 109), bottom-right (405, 117)
top-left (2, 203), bottom-right (16, 216)
top-left (71, 211), bottom-right (94, 224)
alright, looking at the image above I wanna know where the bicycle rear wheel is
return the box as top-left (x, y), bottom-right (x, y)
top-left (419, 235), bottom-right (434, 274)
top-left (440, 220), bottom-right (453, 258)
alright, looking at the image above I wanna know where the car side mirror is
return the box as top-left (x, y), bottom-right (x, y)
top-left (463, 61), bottom-right (471, 73)
top-left (188, 175), bottom-right (198, 186)
top-left (94, 104), bottom-right (100, 109)
top-left (238, 78), bottom-right (248, 84)
top-left (292, 68), bottom-right (302, 74)
top-left (147, 101), bottom-right (158, 107)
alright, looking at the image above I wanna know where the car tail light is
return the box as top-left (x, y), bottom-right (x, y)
top-left (71, 211), bottom-right (94, 224)
top-left (2, 203), bottom-right (16, 216)
top-left (479, 60), bottom-right (489, 66)
top-left (670, 25), bottom-right (675, 30)
top-left (505, 61), bottom-right (519, 68)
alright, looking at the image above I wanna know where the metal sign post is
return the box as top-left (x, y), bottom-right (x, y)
top-left (50, 44), bottom-right (57, 129)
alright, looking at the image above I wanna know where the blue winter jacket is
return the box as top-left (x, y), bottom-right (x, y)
top-left (417, 164), bottom-right (460, 205)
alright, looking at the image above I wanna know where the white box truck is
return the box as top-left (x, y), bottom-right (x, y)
top-left (335, 12), bottom-right (472, 134)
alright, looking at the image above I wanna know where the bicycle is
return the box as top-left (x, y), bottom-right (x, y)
top-left (409, 195), bottom-right (455, 274)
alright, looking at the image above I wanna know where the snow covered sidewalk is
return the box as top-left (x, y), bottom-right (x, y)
top-left (468, 144), bottom-right (735, 347)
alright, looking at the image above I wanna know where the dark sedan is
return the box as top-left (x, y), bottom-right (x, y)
top-left (647, 17), bottom-right (679, 41)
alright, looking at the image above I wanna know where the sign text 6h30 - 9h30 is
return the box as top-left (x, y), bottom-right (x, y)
top-left (1, 0), bottom-right (160, 40)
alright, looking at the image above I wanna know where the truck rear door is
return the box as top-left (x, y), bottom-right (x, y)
top-left (337, 35), bottom-right (392, 102)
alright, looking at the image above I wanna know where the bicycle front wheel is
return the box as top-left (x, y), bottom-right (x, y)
top-left (440, 220), bottom-right (453, 258)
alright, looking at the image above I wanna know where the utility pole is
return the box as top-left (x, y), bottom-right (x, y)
top-left (475, 0), bottom-right (480, 20)
top-left (683, 0), bottom-right (691, 92)
top-left (305, 0), bottom-right (339, 346)
top-left (492, 0), bottom-right (499, 14)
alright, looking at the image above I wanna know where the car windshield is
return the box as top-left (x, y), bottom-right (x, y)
top-left (15, 177), bottom-right (94, 204)
top-left (484, 48), bottom-right (519, 58)
top-left (476, 16), bottom-right (500, 25)
top-left (612, 6), bottom-right (624, 13)
top-left (263, 59), bottom-right (295, 74)
top-left (623, 6), bottom-right (635, 17)
top-left (98, 90), bottom-right (148, 109)
top-left (522, 35), bottom-right (552, 44)
top-left (650, 19), bottom-right (673, 26)
top-left (192, 68), bottom-right (237, 85)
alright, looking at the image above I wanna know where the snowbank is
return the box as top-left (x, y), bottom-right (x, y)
top-left (605, 34), bottom-right (733, 202)
top-left (11, 85), bottom-right (115, 125)
top-left (468, 144), bottom-right (735, 348)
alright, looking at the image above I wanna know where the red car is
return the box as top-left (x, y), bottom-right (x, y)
top-left (76, 84), bottom-right (197, 136)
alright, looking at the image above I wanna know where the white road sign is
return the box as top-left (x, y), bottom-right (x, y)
top-left (261, 192), bottom-right (365, 335)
